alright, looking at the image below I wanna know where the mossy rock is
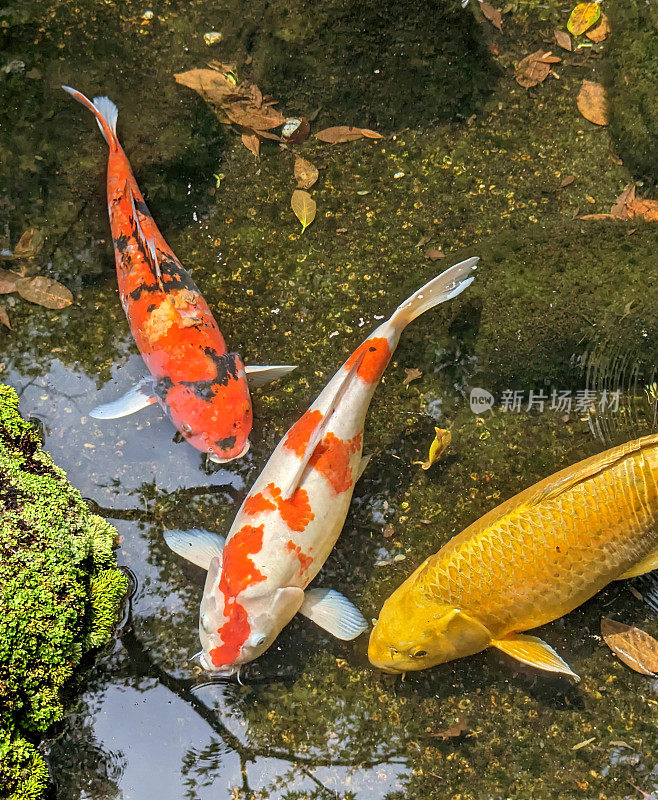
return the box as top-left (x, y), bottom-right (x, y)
top-left (0, 385), bottom-right (128, 800)
top-left (606, 0), bottom-right (658, 184)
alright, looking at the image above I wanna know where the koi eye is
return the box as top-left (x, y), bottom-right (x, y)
top-left (248, 633), bottom-right (266, 648)
top-left (412, 650), bottom-right (428, 659)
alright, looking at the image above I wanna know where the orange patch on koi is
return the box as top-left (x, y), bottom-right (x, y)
top-left (309, 431), bottom-right (363, 494)
top-left (210, 598), bottom-right (250, 667)
top-left (344, 337), bottom-right (392, 383)
top-left (220, 524), bottom-right (267, 597)
top-left (284, 409), bottom-right (323, 457)
top-left (285, 540), bottom-right (313, 575)
top-left (243, 492), bottom-right (276, 516)
top-left (266, 483), bottom-right (315, 532)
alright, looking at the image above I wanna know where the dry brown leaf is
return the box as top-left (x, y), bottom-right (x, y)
top-left (224, 101), bottom-right (285, 131)
top-left (291, 190), bottom-right (316, 233)
top-left (567, 2), bottom-right (601, 36)
top-left (560, 175), bottom-right (575, 187)
top-left (382, 523), bottom-right (394, 538)
top-left (0, 306), bottom-right (11, 330)
top-left (0, 268), bottom-right (20, 294)
top-left (403, 367), bottom-right (422, 387)
top-left (13, 228), bottom-right (44, 259)
top-left (481, 2), bottom-right (503, 31)
top-left (586, 13), bottom-right (610, 42)
top-left (360, 128), bottom-right (385, 140)
top-left (601, 618), bottom-right (658, 676)
top-left (241, 131), bottom-right (260, 157)
top-left (174, 69), bottom-right (237, 105)
top-left (628, 198), bottom-right (658, 222)
top-left (16, 276), bottom-right (73, 309)
top-left (515, 50), bottom-right (561, 88)
top-left (611, 184), bottom-right (636, 220)
top-left (294, 156), bottom-right (319, 190)
top-left (431, 715), bottom-right (468, 740)
top-left (579, 213), bottom-right (614, 220)
top-left (315, 126), bottom-right (365, 143)
top-left (577, 80), bottom-right (608, 125)
top-left (425, 247), bottom-right (445, 261)
top-left (554, 30), bottom-right (572, 51)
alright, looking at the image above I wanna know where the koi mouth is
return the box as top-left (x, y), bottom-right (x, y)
top-left (208, 439), bottom-right (251, 464)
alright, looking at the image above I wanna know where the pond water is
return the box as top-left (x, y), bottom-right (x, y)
top-left (2, 0), bottom-right (658, 798)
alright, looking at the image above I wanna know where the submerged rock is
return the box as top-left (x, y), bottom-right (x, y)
top-left (0, 385), bottom-right (127, 800)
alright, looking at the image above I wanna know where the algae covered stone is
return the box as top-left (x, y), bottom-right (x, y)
top-left (0, 384), bottom-right (128, 800)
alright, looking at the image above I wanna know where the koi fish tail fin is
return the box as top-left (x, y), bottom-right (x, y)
top-left (62, 85), bottom-right (119, 150)
top-left (389, 256), bottom-right (478, 331)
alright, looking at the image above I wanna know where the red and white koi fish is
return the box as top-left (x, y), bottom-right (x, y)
top-left (166, 257), bottom-right (478, 674)
top-left (63, 86), bottom-right (293, 463)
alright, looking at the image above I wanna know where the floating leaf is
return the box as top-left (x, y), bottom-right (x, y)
top-left (567, 2), bottom-right (601, 36)
top-left (421, 428), bottom-right (452, 470)
top-left (481, 2), bottom-right (503, 31)
top-left (13, 228), bottom-right (44, 259)
top-left (294, 156), bottom-right (319, 190)
top-left (601, 618), bottom-right (658, 676)
top-left (315, 126), bottom-right (384, 143)
top-left (0, 268), bottom-right (20, 294)
top-left (577, 80), bottom-right (608, 126)
top-left (586, 13), bottom-right (610, 42)
top-left (425, 247), bottom-right (445, 261)
top-left (0, 306), bottom-right (11, 330)
top-left (554, 30), bottom-right (572, 51)
top-left (403, 367), bottom-right (422, 387)
top-left (515, 50), bottom-right (561, 89)
top-left (16, 276), bottom-right (73, 309)
top-left (291, 190), bottom-right (316, 233)
top-left (241, 131), bottom-right (260, 158)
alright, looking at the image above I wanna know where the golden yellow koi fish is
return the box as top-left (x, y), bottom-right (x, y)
top-left (369, 434), bottom-right (658, 679)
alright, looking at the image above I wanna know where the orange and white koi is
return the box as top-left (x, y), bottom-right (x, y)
top-left (63, 86), bottom-right (293, 463)
top-left (166, 258), bottom-right (477, 674)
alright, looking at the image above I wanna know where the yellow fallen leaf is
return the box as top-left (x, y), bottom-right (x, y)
top-left (421, 428), bottom-right (451, 470)
top-left (291, 190), bottom-right (316, 233)
top-left (567, 2), bottom-right (600, 36)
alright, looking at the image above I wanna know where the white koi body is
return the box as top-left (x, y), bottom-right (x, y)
top-left (166, 258), bottom-right (478, 674)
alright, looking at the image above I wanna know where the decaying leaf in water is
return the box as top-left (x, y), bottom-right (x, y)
top-left (421, 428), bottom-right (452, 470)
top-left (628, 198), bottom-right (658, 222)
top-left (0, 306), bottom-right (11, 330)
top-left (291, 190), bottom-right (316, 233)
top-left (294, 156), bottom-right (319, 190)
top-left (554, 30), bottom-right (572, 51)
top-left (16, 276), bottom-right (73, 309)
top-left (601, 618), bottom-right (658, 676)
top-left (560, 175), bottom-right (575, 187)
top-left (174, 68), bottom-right (238, 105)
top-left (0, 268), bottom-right (20, 294)
top-left (567, 2), bottom-right (600, 36)
top-left (515, 50), bottom-right (561, 89)
top-left (430, 715), bottom-right (468, 740)
top-left (586, 13), bottom-right (610, 42)
top-left (315, 126), bottom-right (384, 143)
top-left (577, 80), bottom-right (608, 126)
top-left (224, 101), bottom-right (285, 131)
top-left (611, 184), bottom-right (636, 220)
top-left (481, 2), bottom-right (503, 31)
top-left (241, 131), bottom-right (260, 157)
top-left (403, 367), bottom-right (422, 387)
top-left (425, 247), bottom-right (445, 261)
top-left (13, 228), bottom-right (44, 259)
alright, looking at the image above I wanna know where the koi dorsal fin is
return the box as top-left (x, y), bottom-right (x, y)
top-left (281, 349), bottom-right (366, 498)
top-left (525, 433), bottom-right (658, 509)
top-left (128, 185), bottom-right (165, 291)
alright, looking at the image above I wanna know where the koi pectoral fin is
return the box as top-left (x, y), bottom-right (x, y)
top-left (89, 378), bottom-right (157, 419)
top-left (163, 528), bottom-right (225, 571)
top-left (299, 588), bottom-right (368, 641)
top-left (492, 634), bottom-right (580, 680)
top-left (245, 364), bottom-right (297, 389)
top-left (617, 549), bottom-right (658, 580)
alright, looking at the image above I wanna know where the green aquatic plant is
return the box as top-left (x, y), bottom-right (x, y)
top-left (0, 384), bottom-right (128, 800)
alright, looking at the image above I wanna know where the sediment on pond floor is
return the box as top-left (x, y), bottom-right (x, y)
top-left (0, 385), bottom-right (128, 800)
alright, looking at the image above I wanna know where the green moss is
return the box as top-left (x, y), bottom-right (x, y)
top-left (606, 0), bottom-right (658, 182)
top-left (0, 385), bottom-right (128, 800)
